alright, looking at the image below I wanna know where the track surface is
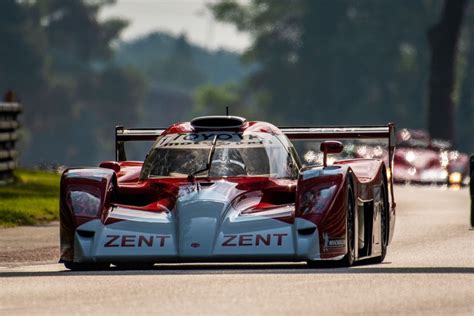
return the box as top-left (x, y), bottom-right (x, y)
top-left (1, 186), bottom-right (473, 315)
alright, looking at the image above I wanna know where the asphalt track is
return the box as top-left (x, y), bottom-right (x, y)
top-left (0, 186), bottom-right (473, 315)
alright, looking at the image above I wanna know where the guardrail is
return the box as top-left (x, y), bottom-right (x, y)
top-left (0, 91), bottom-right (21, 185)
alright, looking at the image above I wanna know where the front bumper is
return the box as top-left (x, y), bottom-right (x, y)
top-left (64, 217), bottom-right (348, 264)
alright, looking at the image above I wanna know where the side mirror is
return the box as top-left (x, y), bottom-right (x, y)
top-left (320, 141), bottom-right (344, 167)
top-left (100, 161), bottom-right (121, 173)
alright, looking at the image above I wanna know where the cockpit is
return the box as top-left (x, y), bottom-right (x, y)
top-left (140, 131), bottom-right (299, 179)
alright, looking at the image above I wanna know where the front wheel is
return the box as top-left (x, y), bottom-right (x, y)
top-left (113, 263), bottom-right (155, 270)
top-left (63, 261), bottom-right (110, 271)
top-left (370, 181), bottom-right (389, 264)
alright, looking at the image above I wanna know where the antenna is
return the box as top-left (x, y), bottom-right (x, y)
top-left (226, 106), bottom-right (229, 116)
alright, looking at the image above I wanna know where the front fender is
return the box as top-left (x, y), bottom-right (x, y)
top-left (59, 168), bottom-right (116, 262)
top-left (296, 165), bottom-right (351, 259)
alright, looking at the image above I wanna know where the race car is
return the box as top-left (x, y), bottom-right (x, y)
top-left (392, 129), bottom-right (468, 186)
top-left (59, 116), bottom-right (396, 270)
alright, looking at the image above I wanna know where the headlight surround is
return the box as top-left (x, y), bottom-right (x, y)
top-left (300, 185), bottom-right (337, 216)
top-left (69, 191), bottom-right (101, 217)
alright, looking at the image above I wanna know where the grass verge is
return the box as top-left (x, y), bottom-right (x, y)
top-left (0, 169), bottom-right (60, 227)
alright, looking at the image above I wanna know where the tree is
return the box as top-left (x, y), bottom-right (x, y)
top-left (0, 0), bottom-right (48, 98)
top-left (458, 7), bottom-right (474, 152)
top-left (427, 0), bottom-right (469, 142)
top-left (147, 34), bottom-right (206, 89)
top-left (194, 83), bottom-right (239, 115)
top-left (1, 0), bottom-right (146, 165)
top-left (193, 82), bottom-right (264, 119)
top-left (211, 1), bottom-right (443, 127)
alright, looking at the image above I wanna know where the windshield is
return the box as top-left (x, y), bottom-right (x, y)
top-left (140, 132), bottom-right (298, 179)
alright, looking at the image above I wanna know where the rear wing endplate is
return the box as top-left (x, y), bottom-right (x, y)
top-left (115, 126), bottom-right (166, 161)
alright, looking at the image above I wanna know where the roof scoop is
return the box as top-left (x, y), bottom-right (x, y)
top-left (190, 116), bottom-right (246, 130)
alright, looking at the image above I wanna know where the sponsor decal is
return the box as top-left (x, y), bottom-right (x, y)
top-left (156, 133), bottom-right (273, 148)
top-left (104, 234), bottom-right (170, 248)
top-left (178, 184), bottom-right (197, 197)
top-left (322, 232), bottom-right (345, 251)
top-left (222, 233), bottom-right (288, 247)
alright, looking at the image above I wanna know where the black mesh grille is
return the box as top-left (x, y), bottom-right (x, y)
top-left (190, 116), bottom-right (246, 129)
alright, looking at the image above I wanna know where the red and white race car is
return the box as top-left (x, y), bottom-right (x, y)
top-left (393, 129), bottom-right (469, 186)
top-left (59, 116), bottom-right (396, 270)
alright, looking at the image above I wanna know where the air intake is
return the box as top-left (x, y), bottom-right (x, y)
top-left (190, 116), bottom-right (246, 130)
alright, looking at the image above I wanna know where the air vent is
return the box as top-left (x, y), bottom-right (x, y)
top-left (190, 116), bottom-right (246, 130)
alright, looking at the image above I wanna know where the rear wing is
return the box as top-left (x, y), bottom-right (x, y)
top-left (115, 123), bottom-right (396, 160)
top-left (279, 123), bottom-right (396, 163)
top-left (279, 125), bottom-right (395, 141)
top-left (280, 123), bottom-right (396, 206)
top-left (115, 126), bottom-right (166, 161)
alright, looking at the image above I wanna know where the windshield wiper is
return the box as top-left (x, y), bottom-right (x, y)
top-left (187, 135), bottom-right (218, 183)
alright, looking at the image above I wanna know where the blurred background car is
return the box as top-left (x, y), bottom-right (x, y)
top-left (393, 128), bottom-right (469, 186)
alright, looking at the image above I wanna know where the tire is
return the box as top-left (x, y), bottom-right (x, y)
top-left (340, 180), bottom-right (356, 267)
top-left (113, 263), bottom-right (155, 270)
top-left (370, 180), bottom-right (389, 264)
top-left (63, 261), bottom-right (110, 271)
top-left (306, 260), bottom-right (334, 268)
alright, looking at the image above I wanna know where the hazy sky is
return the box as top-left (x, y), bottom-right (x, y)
top-left (99, 0), bottom-right (251, 52)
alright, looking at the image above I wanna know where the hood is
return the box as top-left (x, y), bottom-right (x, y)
top-left (115, 178), bottom-right (296, 258)
top-left (175, 180), bottom-right (296, 255)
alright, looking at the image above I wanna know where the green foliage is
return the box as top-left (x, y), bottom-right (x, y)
top-left (0, 169), bottom-right (60, 227)
top-left (193, 82), bottom-right (259, 119)
top-left (0, 0), bottom-right (147, 165)
top-left (210, 0), bottom-right (446, 128)
top-left (457, 13), bottom-right (474, 152)
top-left (115, 31), bottom-right (253, 86)
top-left (115, 31), bottom-right (255, 135)
top-left (147, 34), bottom-right (206, 89)
top-left (42, 0), bottom-right (128, 63)
top-left (194, 83), bottom-right (240, 115)
top-left (0, 0), bottom-right (48, 95)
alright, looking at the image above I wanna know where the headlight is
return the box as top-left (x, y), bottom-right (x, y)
top-left (300, 185), bottom-right (337, 215)
top-left (69, 191), bottom-right (101, 217)
top-left (448, 172), bottom-right (462, 184)
top-left (405, 151), bottom-right (416, 163)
